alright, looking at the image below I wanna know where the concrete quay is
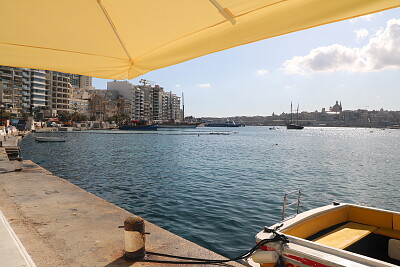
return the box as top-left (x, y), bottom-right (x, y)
top-left (0, 136), bottom-right (244, 266)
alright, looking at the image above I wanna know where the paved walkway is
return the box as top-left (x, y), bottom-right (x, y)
top-left (0, 211), bottom-right (36, 266)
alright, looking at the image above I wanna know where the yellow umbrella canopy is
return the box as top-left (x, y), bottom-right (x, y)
top-left (1, 0), bottom-right (399, 79)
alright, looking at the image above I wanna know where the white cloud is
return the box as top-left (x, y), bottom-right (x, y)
top-left (354, 28), bottom-right (369, 41)
top-left (350, 14), bottom-right (376, 23)
top-left (283, 19), bottom-right (400, 74)
top-left (198, 83), bottom-right (211, 88)
top-left (175, 84), bottom-right (181, 88)
top-left (284, 85), bottom-right (293, 88)
top-left (256, 69), bottom-right (268, 75)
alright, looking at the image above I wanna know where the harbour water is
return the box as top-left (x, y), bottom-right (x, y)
top-left (20, 127), bottom-right (400, 258)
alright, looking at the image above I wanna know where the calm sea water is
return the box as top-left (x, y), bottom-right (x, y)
top-left (20, 127), bottom-right (400, 258)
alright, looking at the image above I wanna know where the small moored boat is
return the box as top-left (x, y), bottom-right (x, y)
top-left (35, 137), bottom-right (66, 142)
top-left (248, 201), bottom-right (400, 267)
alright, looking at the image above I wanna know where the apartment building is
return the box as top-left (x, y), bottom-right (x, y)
top-left (0, 65), bottom-right (93, 118)
top-left (46, 71), bottom-right (71, 116)
top-left (0, 66), bottom-right (32, 116)
top-left (30, 69), bottom-right (47, 108)
top-left (70, 88), bottom-right (90, 117)
top-left (107, 81), bottom-right (139, 119)
top-left (159, 91), bottom-right (182, 121)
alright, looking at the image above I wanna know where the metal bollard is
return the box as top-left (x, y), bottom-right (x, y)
top-left (124, 216), bottom-right (146, 260)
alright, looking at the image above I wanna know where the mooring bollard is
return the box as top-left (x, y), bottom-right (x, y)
top-left (124, 216), bottom-right (146, 260)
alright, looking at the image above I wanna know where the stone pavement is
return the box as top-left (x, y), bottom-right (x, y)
top-left (0, 135), bottom-right (23, 173)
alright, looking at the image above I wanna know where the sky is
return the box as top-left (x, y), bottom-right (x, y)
top-left (93, 8), bottom-right (400, 118)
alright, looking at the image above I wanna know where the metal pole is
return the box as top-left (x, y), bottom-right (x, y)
top-left (297, 190), bottom-right (301, 214)
top-left (282, 194), bottom-right (287, 221)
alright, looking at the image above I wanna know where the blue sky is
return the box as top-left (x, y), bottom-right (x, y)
top-left (93, 8), bottom-right (400, 117)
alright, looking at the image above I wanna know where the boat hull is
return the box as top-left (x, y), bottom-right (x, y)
top-left (286, 124), bottom-right (304, 130)
top-left (158, 123), bottom-right (199, 129)
top-left (204, 123), bottom-right (241, 127)
top-left (119, 124), bottom-right (158, 130)
top-left (35, 137), bottom-right (65, 142)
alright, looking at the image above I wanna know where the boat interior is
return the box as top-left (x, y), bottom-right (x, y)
top-left (281, 205), bottom-right (400, 265)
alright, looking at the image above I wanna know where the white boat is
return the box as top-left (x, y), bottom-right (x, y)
top-left (34, 137), bottom-right (66, 142)
top-left (248, 200), bottom-right (400, 267)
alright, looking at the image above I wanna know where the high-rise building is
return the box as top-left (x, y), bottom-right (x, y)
top-left (159, 91), bottom-right (182, 121)
top-left (107, 80), bottom-right (183, 122)
top-left (30, 69), bottom-right (47, 108)
top-left (107, 81), bottom-right (137, 119)
top-left (46, 71), bottom-right (71, 116)
top-left (0, 65), bottom-right (93, 118)
top-left (0, 66), bottom-right (31, 116)
top-left (80, 76), bottom-right (92, 88)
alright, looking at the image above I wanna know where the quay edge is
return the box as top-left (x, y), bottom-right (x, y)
top-left (0, 137), bottom-right (243, 266)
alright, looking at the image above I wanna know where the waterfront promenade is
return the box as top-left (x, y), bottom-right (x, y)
top-left (0, 135), bottom-right (242, 266)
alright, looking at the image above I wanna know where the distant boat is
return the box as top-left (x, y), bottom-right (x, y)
top-left (35, 137), bottom-right (66, 142)
top-left (286, 102), bottom-right (304, 130)
top-left (119, 120), bottom-right (158, 130)
top-left (204, 121), bottom-right (241, 127)
top-left (119, 124), bottom-right (158, 130)
top-left (158, 121), bottom-right (200, 129)
top-left (286, 123), bottom-right (304, 130)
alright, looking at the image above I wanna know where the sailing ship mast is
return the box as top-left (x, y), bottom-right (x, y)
top-left (290, 101), bottom-right (293, 123)
top-left (182, 92), bottom-right (185, 122)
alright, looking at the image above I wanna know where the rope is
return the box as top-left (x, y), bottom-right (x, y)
top-left (136, 231), bottom-right (289, 265)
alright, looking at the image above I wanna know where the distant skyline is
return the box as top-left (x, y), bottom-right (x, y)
top-left (93, 8), bottom-right (400, 117)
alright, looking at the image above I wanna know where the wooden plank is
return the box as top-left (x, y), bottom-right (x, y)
top-left (313, 222), bottom-right (377, 249)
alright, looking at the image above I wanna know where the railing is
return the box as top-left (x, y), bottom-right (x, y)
top-left (282, 190), bottom-right (301, 221)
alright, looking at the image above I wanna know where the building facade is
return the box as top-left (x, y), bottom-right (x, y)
top-left (107, 80), bottom-right (182, 122)
top-left (0, 65), bottom-right (92, 118)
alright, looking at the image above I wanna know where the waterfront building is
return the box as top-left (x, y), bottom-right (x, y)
top-left (0, 66), bottom-right (32, 116)
top-left (107, 81), bottom-right (137, 119)
top-left (159, 91), bottom-right (182, 121)
top-left (46, 71), bottom-right (71, 116)
top-left (107, 81), bottom-right (155, 121)
top-left (133, 87), bottom-right (145, 120)
top-left (69, 74), bottom-right (93, 89)
top-left (70, 88), bottom-right (90, 117)
top-left (89, 94), bottom-right (118, 121)
top-left (107, 80), bottom-right (183, 122)
top-left (136, 84), bottom-right (162, 121)
top-left (0, 65), bottom-right (93, 118)
top-left (30, 69), bottom-right (47, 108)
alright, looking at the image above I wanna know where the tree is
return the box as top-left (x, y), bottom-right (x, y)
top-left (57, 112), bottom-right (72, 123)
top-left (75, 114), bottom-right (88, 122)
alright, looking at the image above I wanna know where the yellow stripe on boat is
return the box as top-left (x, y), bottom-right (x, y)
top-left (313, 222), bottom-right (377, 249)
